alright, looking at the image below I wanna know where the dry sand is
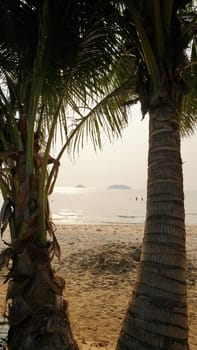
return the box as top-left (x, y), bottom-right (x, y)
top-left (0, 224), bottom-right (197, 349)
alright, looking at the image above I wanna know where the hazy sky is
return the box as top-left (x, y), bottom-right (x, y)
top-left (55, 104), bottom-right (197, 191)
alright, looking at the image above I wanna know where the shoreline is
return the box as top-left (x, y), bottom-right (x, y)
top-left (52, 218), bottom-right (197, 226)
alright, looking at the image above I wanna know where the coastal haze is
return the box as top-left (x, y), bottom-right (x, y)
top-left (55, 104), bottom-right (197, 191)
top-left (50, 186), bottom-right (197, 225)
top-left (0, 104), bottom-right (196, 225)
top-left (49, 103), bottom-right (197, 225)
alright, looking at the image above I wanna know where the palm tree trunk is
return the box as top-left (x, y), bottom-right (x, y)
top-left (116, 102), bottom-right (189, 350)
top-left (6, 240), bottom-right (79, 350)
top-left (0, 106), bottom-right (78, 349)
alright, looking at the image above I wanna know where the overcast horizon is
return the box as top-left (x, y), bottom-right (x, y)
top-left (54, 104), bottom-right (197, 192)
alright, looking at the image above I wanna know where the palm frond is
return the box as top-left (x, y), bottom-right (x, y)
top-left (36, 15), bottom-right (133, 146)
top-left (0, 81), bottom-right (23, 151)
top-left (152, 0), bottom-right (165, 62)
top-left (127, 0), bottom-right (160, 85)
top-left (163, 0), bottom-right (174, 34)
top-left (57, 80), bottom-right (137, 156)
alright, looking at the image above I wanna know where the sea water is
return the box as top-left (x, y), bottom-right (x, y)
top-left (49, 187), bottom-right (197, 225)
top-left (0, 187), bottom-right (196, 225)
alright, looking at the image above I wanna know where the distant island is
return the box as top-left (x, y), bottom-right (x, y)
top-left (76, 184), bottom-right (86, 188)
top-left (108, 184), bottom-right (131, 190)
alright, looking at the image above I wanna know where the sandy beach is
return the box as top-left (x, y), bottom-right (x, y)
top-left (0, 224), bottom-right (197, 349)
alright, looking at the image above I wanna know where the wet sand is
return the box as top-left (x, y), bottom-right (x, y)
top-left (0, 224), bottom-right (197, 349)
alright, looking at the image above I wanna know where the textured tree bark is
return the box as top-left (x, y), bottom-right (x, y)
top-left (6, 241), bottom-right (79, 350)
top-left (116, 102), bottom-right (189, 350)
top-left (0, 144), bottom-right (80, 349)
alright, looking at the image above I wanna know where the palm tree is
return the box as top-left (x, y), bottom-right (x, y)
top-left (0, 1), bottom-right (131, 349)
top-left (107, 1), bottom-right (197, 349)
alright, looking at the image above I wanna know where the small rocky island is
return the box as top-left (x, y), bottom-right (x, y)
top-left (108, 184), bottom-right (131, 190)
